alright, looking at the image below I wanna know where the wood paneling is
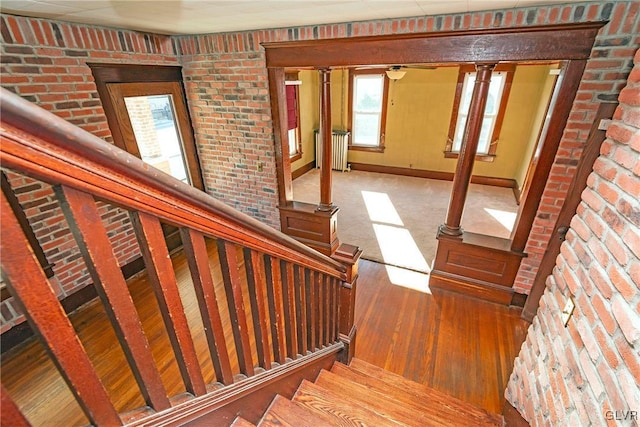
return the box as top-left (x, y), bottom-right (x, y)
top-left (431, 231), bottom-right (526, 304)
top-left (354, 260), bottom-right (528, 414)
top-left (278, 201), bottom-right (339, 256)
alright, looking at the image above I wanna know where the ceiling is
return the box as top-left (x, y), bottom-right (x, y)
top-left (0, 0), bottom-right (590, 36)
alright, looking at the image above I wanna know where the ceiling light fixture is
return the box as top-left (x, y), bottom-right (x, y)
top-left (386, 68), bottom-right (406, 81)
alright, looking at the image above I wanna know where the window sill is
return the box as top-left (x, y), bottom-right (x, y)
top-left (444, 151), bottom-right (495, 162)
top-left (290, 152), bottom-right (302, 162)
top-left (349, 145), bottom-right (385, 153)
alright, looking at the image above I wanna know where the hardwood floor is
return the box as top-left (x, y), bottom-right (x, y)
top-left (1, 239), bottom-right (256, 426)
top-left (1, 250), bottom-right (527, 425)
top-left (354, 259), bottom-right (529, 414)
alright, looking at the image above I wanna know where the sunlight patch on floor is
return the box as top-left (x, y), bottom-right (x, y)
top-left (384, 264), bottom-right (431, 294)
top-left (484, 208), bottom-right (517, 232)
top-left (362, 190), bottom-right (404, 226)
top-left (372, 223), bottom-right (431, 272)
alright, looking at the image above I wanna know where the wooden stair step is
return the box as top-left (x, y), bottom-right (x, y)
top-left (259, 394), bottom-right (335, 427)
top-left (293, 379), bottom-right (404, 426)
top-left (230, 416), bottom-right (256, 427)
top-left (315, 369), bottom-right (445, 426)
top-left (348, 359), bottom-right (503, 426)
top-left (331, 362), bottom-right (468, 425)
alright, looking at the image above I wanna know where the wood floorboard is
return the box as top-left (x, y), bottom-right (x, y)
top-left (354, 259), bottom-right (529, 414)
top-left (2, 252), bottom-right (527, 426)
top-left (1, 238), bottom-right (256, 427)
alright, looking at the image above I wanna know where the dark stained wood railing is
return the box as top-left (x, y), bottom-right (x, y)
top-left (0, 88), bottom-right (350, 426)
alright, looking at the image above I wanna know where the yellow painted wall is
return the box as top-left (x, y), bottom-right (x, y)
top-left (291, 70), bottom-right (319, 172)
top-left (513, 65), bottom-right (560, 190)
top-left (331, 69), bottom-right (349, 131)
top-left (293, 64), bottom-right (552, 182)
top-left (347, 67), bottom-right (459, 171)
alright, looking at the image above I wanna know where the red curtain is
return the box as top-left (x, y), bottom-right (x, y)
top-left (286, 85), bottom-right (298, 130)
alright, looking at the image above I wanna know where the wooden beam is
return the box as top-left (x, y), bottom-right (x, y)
top-left (263, 23), bottom-right (604, 68)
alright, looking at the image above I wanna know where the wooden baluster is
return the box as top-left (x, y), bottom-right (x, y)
top-left (316, 273), bottom-right (324, 348)
top-left (0, 193), bottom-right (122, 426)
top-left (264, 255), bottom-right (287, 364)
top-left (328, 277), bottom-right (336, 344)
top-left (293, 265), bottom-right (307, 356)
top-left (334, 278), bottom-right (340, 342)
top-left (280, 260), bottom-right (298, 359)
top-left (243, 248), bottom-right (272, 370)
top-left (180, 229), bottom-right (234, 385)
top-left (1, 384), bottom-right (30, 427)
top-left (305, 269), bottom-right (315, 352)
top-left (216, 240), bottom-right (255, 377)
top-left (131, 212), bottom-right (207, 396)
top-left (324, 275), bottom-right (332, 345)
top-left (56, 186), bottom-right (170, 410)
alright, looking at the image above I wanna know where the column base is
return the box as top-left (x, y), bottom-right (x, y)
top-left (438, 224), bottom-right (464, 237)
top-left (279, 201), bottom-right (340, 256)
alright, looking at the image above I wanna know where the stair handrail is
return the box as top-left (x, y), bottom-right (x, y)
top-left (0, 88), bottom-right (347, 280)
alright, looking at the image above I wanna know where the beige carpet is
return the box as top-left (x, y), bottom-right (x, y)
top-left (293, 169), bottom-right (518, 273)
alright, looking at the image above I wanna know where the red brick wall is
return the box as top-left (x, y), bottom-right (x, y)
top-left (514, 2), bottom-right (640, 293)
top-left (0, 16), bottom-right (178, 330)
top-left (179, 47), bottom-right (280, 226)
top-left (506, 49), bottom-right (640, 426)
top-left (174, 1), bottom-right (639, 295)
top-left (1, 2), bottom-right (638, 344)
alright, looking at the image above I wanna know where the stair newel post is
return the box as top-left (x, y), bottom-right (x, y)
top-left (332, 243), bottom-right (362, 364)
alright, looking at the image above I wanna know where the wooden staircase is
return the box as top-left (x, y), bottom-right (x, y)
top-left (232, 358), bottom-right (504, 426)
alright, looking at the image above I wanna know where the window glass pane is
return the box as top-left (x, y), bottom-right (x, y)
top-left (477, 117), bottom-right (495, 153)
top-left (354, 113), bottom-right (381, 146)
top-left (452, 114), bottom-right (467, 151)
top-left (452, 71), bottom-right (507, 154)
top-left (485, 73), bottom-right (505, 115)
top-left (354, 75), bottom-right (383, 113)
top-left (124, 94), bottom-right (190, 184)
top-left (353, 74), bottom-right (384, 146)
top-left (288, 128), bottom-right (298, 156)
top-left (460, 73), bottom-right (475, 115)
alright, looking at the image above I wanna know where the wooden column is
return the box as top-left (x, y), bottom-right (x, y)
top-left (439, 63), bottom-right (496, 237)
top-left (318, 68), bottom-right (333, 211)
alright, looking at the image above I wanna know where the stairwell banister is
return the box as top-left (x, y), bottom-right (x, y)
top-left (0, 88), bottom-right (346, 280)
top-left (1, 86), bottom-right (351, 425)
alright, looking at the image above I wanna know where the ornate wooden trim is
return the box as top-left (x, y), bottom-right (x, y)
top-left (431, 231), bottom-right (526, 305)
top-left (279, 201), bottom-right (340, 256)
top-left (263, 23), bottom-right (605, 68)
